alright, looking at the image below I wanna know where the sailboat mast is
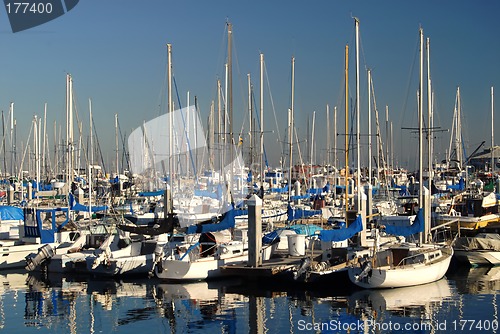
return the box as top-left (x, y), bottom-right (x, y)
top-left (326, 105), bottom-right (330, 170)
top-left (355, 17), bottom-right (361, 210)
top-left (1, 111), bottom-right (5, 178)
top-left (418, 28), bottom-right (424, 209)
top-left (208, 101), bottom-right (215, 170)
top-left (66, 74), bottom-right (71, 186)
top-left (89, 99), bottom-right (93, 222)
top-left (42, 103), bottom-right (47, 181)
top-left (426, 36), bottom-right (433, 234)
top-left (33, 115), bottom-right (39, 191)
top-left (334, 106), bottom-right (337, 189)
top-left (259, 53), bottom-right (264, 184)
top-left (311, 111), bottom-right (316, 179)
top-left (219, 22), bottom-right (235, 203)
top-left (66, 75), bottom-right (69, 183)
top-left (248, 73), bottom-right (253, 168)
top-left (167, 43), bottom-right (174, 211)
top-left (224, 64), bottom-right (228, 146)
top-left (391, 122), bottom-right (394, 172)
top-left (288, 56), bottom-right (295, 202)
top-left (368, 69), bottom-right (372, 184)
top-left (227, 22), bottom-right (234, 178)
top-left (9, 102), bottom-right (14, 177)
top-left (492, 86), bottom-right (495, 173)
top-left (186, 91), bottom-right (190, 178)
top-left (457, 87), bottom-right (462, 169)
top-left (385, 106), bottom-right (390, 182)
top-left (115, 113), bottom-right (119, 177)
top-left (344, 44), bottom-right (349, 213)
top-left (217, 79), bottom-right (222, 148)
top-left (69, 75), bottom-right (73, 189)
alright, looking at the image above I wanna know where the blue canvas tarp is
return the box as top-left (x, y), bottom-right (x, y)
top-left (0, 206), bottom-right (24, 221)
top-left (138, 190), bottom-right (164, 197)
top-left (69, 193), bottom-right (108, 213)
top-left (287, 205), bottom-right (321, 221)
top-left (290, 194), bottom-right (309, 201)
top-left (384, 208), bottom-right (424, 237)
top-left (306, 188), bottom-right (323, 195)
top-left (270, 185), bottom-right (288, 193)
top-left (288, 224), bottom-right (322, 236)
top-left (262, 230), bottom-right (280, 245)
top-left (318, 214), bottom-right (363, 242)
top-left (186, 208), bottom-right (236, 234)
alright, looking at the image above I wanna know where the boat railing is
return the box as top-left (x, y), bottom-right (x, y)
top-left (199, 242), bottom-right (218, 257)
top-left (177, 242), bottom-right (200, 261)
top-left (394, 252), bottom-right (425, 267)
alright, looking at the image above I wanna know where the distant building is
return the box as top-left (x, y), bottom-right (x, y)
top-left (468, 146), bottom-right (500, 171)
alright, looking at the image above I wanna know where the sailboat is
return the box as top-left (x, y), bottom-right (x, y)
top-left (291, 42), bottom-right (368, 283)
top-left (154, 206), bottom-right (249, 281)
top-left (348, 209), bottom-right (453, 288)
top-left (347, 28), bottom-right (453, 289)
top-left (151, 28), bottom-right (249, 282)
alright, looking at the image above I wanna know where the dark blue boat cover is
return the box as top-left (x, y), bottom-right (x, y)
top-left (186, 208), bottom-right (236, 234)
top-left (384, 208), bottom-right (424, 236)
top-left (318, 214), bottom-right (363, 242)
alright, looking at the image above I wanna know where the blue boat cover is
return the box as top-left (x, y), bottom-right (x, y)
top-left (186, 208), bottom-right (236, 234)
top-left (0, 206), bottom-right (24, 220)
top-left (306, 188), bottom-right (323, 195)
top-left (138, 190), bottom-right (164, 197)
top-left (262, 230), bottom-right (279, 245)
top-left (287, 205), bottom-right (321, 221)
top-left (446, 178), bottom-right (465, 191)
top-left (384, 208), bottom-right (424, 236)
top-left (69, 193), bottom-right (108, 212)
top-left (289, 194), bottom-right (309, 200)
top-left (306, 182), bottom-right (331, 194)
top-left (270, 185), bottom-right (288, 193)
top-left (288, 224), bottom-right (322, 236)
top-left (318, 214), bottom-right (363, 242)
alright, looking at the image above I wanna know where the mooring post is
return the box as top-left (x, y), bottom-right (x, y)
top-left (248, 194), bottom-right (262, 267)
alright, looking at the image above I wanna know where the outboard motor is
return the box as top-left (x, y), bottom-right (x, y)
top-left (25, 244), bottom-right (55, 271)
top-left (355, 259), bottom-right (372, 282)
top-left (150, 243), bottom-right (165, 277)
top-left (293, 257), bottom-right (311, 280)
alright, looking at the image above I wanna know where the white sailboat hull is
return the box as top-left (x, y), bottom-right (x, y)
top-left (348, 245), bottom-right (453, 289)
top-left (155, 252), bottom-right (248, 281)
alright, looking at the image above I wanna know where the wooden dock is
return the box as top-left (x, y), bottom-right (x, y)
top-left (220, 250), bottom-right (323, 279)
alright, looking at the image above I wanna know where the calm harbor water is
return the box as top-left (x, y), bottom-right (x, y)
top-left (0, 263), bottom-right (498, 333)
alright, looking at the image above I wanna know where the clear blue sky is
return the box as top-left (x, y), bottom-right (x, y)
top-left (0, 0), bottom-right (499, 173)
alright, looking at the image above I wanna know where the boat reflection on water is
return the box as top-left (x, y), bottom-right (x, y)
top-left (0, 270), bottom-right (30, 329)
top-left (448, 265), bottom-right (500, 294)
top-left (0, 267), bottom-right (497, 333)
top-left (153, 279), bottom-right (247, 331)
top-left (0, 270), bottom-right (30, 291)
top-left (348, 279), bottom-right (453, 317)
top-left (24, 272), bottom-right (247, 332)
